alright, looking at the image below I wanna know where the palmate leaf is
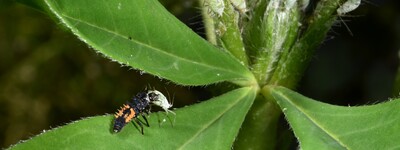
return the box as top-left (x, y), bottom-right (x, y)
top-left (11, 87), bottom-right (257, 149)
top-left (265, 86), bottom-right (400, 150)
top-left (39, 0), bottom-right (255, 86)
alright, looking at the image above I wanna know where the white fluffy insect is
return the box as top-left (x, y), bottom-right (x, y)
top-left (337, 0), bottom-right (361, 15)
top-left (336, 0), bottom-right (361, 36)
top-left (204, 0), bottom-right (225, 17)
top-left (229, 0), bottom-right (247, 14)
top-left (147, 90), bottom-right (176, 125)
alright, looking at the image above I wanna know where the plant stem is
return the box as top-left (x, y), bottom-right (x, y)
top-left (233, 94), bottom-right (281, 150)
top-left (236, 1), bottom-right (349, 149)
top-left (242, 0), bottom-right (268, 63)
top-left (218, 0), bottom-right (249, 66)
top-left (270, 0), bottom-right (345, 88)
top-left (250, 0), bottom-right (300, 86)
top-left (199, 0), bottom-right (218, 45)
top-left (200, 0), bottom-right (249, 66)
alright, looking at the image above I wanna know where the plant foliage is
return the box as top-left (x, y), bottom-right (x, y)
top-left (9, 0), bottom-right (399, 149)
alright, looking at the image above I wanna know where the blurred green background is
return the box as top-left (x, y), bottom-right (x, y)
top-left (0, 0), bottom-right (399, 148)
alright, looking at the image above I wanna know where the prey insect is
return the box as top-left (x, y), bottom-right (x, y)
top-left (147, 90), bottom-right (176, 126)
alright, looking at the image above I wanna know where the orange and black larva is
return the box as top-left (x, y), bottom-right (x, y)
top-left (113, 91), bottom-right (151, 134)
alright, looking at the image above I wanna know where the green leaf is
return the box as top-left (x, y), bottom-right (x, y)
top-left (11, 87), bottom-right (257, 149)
top-left (263, 86), bottom-right (400, 150)
top-left (42, 0), bottom-right (255, 86)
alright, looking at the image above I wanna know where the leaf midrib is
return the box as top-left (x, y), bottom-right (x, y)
top-left (178, 88), bottom-right (252, 149)
top-left (46, 0), bottom-right (250, 80)
top-left (274, 91), bottom-right (349, 149)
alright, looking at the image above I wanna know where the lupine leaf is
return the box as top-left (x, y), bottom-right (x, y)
top-left (41, 0), bottom-right (255, 86)
top-left (11, 87), bottom-right (257, 149)
top-left (265, 86), bottom-right (400, 150)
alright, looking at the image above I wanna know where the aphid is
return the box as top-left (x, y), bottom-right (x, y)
top-left (113, 91), bottom-right (150, 134)
top-left (147, 90), bottom-right (174, 114)
top-left (337, 0), bottom-right (361, 15)
top-left (204, 0), bottom-right (225, 17)
top-left (229, 0), bottom-right (247, 15)
top-left (336, 0), bottom-right (361, 36)
top-left (147, 90), bottom-right (176, 125)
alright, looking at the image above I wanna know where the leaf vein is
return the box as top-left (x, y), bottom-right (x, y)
top-left (178, 88), bottom-right (251, 149)
top-left (57, 13), bottom-right (248, 80)
top-left (276, 92), bottom-right (349, 149)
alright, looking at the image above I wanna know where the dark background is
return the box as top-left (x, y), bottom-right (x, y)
top-left (0, 0), bottom-right (399, 148)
